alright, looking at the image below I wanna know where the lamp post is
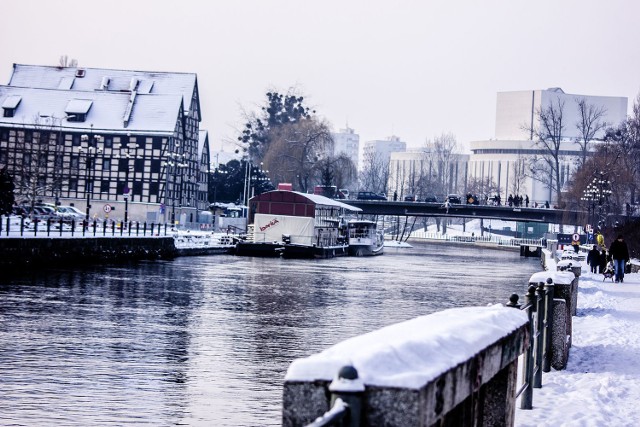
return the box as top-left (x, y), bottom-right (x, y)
top-left (79, 131), bottom-right (103, 222)
top-left (581, 171), bottom-right (612, 232)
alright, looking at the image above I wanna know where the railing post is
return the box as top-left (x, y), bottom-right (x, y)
top-left (306, 365), bottom-right (364, 427)
top-left (507, 285), bottom-right (536, 409)
top-left (59, 218), bottom-right (63, 236)
top-left (47, 219), bottom-right (51, 237)
top-left (136, 222), bottom-right (140, 236)
top-left (533, 282), bottom-right (545, 388)
top-left (5, 216), bottom-right (9, 236)
top-left (93, 220), bottom-right (98, 236)
top-left (34, 218), bottom-right (38, 236)
top-left (151, 223), bottom-right (155, 236)
top-left (542, 278), bottom-right (555, 373)
top-left (143, 222), bottom-right (147, 236)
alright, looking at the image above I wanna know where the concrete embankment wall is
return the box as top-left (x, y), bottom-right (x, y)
top-left (0, 237), bottom-right (177, 268)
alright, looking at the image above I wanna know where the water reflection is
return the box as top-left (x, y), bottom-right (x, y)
top-left (0, 243), bottom-right (540, 426)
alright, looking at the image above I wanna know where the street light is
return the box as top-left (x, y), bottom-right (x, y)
top-left (581, 171), bottom-right (612, 233)
top-left (79, 131), bottom-right (103, 222)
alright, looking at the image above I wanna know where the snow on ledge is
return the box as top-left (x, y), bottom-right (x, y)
top-left (529, 270), bottom-right (575, 285)
top-left (285, 305), bottom-right (528, 389)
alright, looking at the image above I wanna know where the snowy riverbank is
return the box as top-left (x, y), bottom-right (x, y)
top-left (515, 261), bottom-right (640, 426)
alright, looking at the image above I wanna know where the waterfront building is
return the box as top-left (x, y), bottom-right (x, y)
top-left (468, 88), bottom-right (627, 205)
top-left (0, 64), bottom-right (210, 224)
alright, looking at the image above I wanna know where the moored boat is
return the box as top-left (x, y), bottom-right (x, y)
top-left (347, 219), bottom-right (384, 256)
top-left (235, 188), bottom-right (361, 259)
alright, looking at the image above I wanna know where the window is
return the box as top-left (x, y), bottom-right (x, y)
top-left (69, 178), bottom-right (78, 191)
top-left (152, 137), bottom-right (162, 149)
top-left (134, 158), bottom-right (144, 172)
top-left (101, 180), bottom-right (110, 193)
top-left (103, 136), bottom-right (113, 148)
top-left (103, 159), bottom-right (111, 170)
top-left (149, 182), bottom-right (159, 196)
top-left (119, 158), bottom-right (129, 172)
top-left (133, 181), bottom-right (143, 196)
top-left (150, 159), bottom-right (161, 173)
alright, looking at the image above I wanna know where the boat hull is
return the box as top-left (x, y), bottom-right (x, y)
top-left (348, 243), bottom-right (384, 257)
top-left (235, 241), bottom-right (284, 257)
top-left (282, 244), bottom-right (349, 259)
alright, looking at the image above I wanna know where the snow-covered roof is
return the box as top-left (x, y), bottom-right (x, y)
top-left (285, 305), bottom-right (528, 389)
top-left (0, 85), bottom-right (182, 135)
top-left (8, 64), bottom-right (198, 115)
top-left (2, 94), bottom-right (21, 109)
top-left (292, 191), bottom-right (361, 211)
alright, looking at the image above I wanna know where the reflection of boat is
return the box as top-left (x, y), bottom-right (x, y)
top-left (235, 189), bottom-right (361, 259)
top-left (347, 220), bottom-right (384, 256)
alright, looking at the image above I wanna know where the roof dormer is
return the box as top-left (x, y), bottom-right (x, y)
top-left (65, 98), bottom-right (93, 122)
top-left (2, 95), bottom-right (22, 118)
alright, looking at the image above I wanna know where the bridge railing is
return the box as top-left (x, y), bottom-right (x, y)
top-left (408, 230), bottom-right (544, 247)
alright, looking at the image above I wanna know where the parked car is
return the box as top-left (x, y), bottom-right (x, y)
top-left (357, 191), bottom-right (387, 201)
top-left (32, 205), bottom-right (59, 221)
top-left (424, 194), bottom-right (439, 203)
top-left (339, 189), bottom-right (350, 199)
top-left (446, 194), bottom-right (462, 204)
top-left (404, 195), bottom-right (417, 202)
top-left (57, 206), bottom-right (85, 221)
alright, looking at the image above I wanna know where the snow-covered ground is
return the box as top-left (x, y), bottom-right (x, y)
top-left (515, 261), bottom-right (640, 426)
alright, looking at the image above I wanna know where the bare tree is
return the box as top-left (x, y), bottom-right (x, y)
top-left (575, 97), bottom-right (608, 167)
top-left (422, 133), bottom-right (460, 195)
top-left (262, 118), bottom-right (333, 192)
top-left (359, 150), bottom-right (389, 194)
top-left (12, 118), bottom-right (65, 217)
top-left (58, 55), bottom-right (78, 68)
top-left (524, 97), bottom-right (566, 206)
top-left (510, 154), bottom-right (528, 196)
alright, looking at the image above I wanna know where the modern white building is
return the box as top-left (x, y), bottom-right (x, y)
top-left (468, 88), bottom-right (627, 205)
top-left (388, 150), bottom-right (469, 201)
top-left (362, 135), bottom-right (406, 171)
top-left (331, 126), bottom-right (359, 169)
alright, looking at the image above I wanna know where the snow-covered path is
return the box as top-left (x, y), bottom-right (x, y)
top-left (515, 264), bottom-right (640, 426)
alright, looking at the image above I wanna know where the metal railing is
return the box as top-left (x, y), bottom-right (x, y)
top-left (301, 276), bottom-right (567, 425)
top-left (0, 216), bottom-right (169, 237)
top-left (408, 231), bottom-right (545, 247)
top-left (506, 278), bottom-right (556, 410)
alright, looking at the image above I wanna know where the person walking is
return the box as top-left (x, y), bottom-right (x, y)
top-left (525, 195), bottom-right (529, 207)
top-left (587, 245), bottom-right (601, 274)
top-left (608, 234), bottom-right (630, 283)
top-left (599, 249), bottom-right (608, 274)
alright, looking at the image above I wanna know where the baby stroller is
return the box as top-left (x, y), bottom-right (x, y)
top-left (603, 262), bottom-right (615, 282)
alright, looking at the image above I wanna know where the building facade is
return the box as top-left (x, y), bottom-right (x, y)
top-left (468, 88), bottom-right (628, 205)
top-left (331, 126), bottom-right (360, 170)
top-left (0, 64), bottom-right (210, 224)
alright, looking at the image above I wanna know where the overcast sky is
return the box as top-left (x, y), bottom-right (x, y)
top-left (2, 0), bottom-right (639, 154)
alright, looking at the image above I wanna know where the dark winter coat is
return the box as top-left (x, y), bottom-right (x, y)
top-left (609, 239), bottom-right (630, 261)
top-left (587, 247), bottom-right (601, 266)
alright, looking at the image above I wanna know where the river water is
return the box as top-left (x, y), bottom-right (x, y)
top-left (0, 242), bottom-right (540, 426)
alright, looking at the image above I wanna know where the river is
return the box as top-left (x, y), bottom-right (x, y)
top-left (0, 242), bottom-right (541, 426)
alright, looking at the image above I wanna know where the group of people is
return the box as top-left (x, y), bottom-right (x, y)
top-left (507, 194), bottom-right (529, 207)
top-left (587, 234), bottom-right (630, 283)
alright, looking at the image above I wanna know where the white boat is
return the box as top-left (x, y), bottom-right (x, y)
top-left (347, 219), bottom-right (384, 256)
top-left (236, 189), bottom-right (361, 259)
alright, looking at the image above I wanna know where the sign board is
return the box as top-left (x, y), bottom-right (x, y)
top-left (103, 204), bottom-right (112, 213)
top-left (557, 233), bottom-right (586, 245)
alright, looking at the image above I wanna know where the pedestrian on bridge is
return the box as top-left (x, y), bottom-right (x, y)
top-left (525, 195), bottom-right (529, 207)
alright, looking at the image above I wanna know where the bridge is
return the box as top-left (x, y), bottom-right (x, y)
top-left (346, 201), bottom-right (583, 225)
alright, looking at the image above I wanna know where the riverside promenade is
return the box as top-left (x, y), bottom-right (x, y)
top-left (515, 260), bottom-right (640, 426)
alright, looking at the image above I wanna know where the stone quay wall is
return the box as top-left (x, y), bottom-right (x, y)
top-left (0, 237), bottom-right (177, 268)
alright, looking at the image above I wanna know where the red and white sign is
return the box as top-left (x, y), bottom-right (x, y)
top-left (103, 204), bottom-right (112, 213)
